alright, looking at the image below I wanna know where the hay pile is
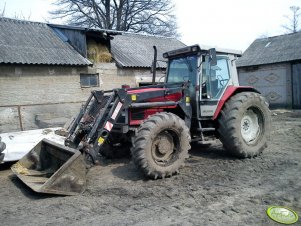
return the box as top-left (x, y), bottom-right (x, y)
top-left (11, 162), bottom-right (29, 175)
top-left (87, 40), bottom-right (112, 63)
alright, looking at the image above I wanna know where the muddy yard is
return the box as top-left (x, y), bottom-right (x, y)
top-left (0, 111), bottom-right (300, 226)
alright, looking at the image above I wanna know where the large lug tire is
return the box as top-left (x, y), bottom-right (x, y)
top-left (131, 112), bottom-right (191, 179)
top-left (217, 92), bottom-right (271, 158)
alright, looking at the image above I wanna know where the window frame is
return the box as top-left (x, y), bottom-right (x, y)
top-left (201, 55), bottom-right (231, 100)
top-left (80, 73), bottom-right (100, 88)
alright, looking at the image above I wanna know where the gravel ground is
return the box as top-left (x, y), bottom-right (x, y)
top-left (0, 110), bottom-right (300, 226)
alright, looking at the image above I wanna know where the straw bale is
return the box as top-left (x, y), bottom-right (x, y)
top-left (87, 40), bottom-right (112, 63)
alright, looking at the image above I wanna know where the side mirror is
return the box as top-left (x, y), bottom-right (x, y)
top-left (209, 48), bottom-right (217, 66)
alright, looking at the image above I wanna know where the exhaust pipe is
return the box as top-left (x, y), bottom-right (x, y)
top-left (152, 46), bottom-right (157, 84)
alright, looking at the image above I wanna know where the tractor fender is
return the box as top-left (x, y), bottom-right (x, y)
top-left (212, 86), bottom-right (260, 120)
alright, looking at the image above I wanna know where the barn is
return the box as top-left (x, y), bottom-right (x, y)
top-left (0, 18), bottom-right (185, 132)
top-left (236, 32), bottom-right (301, 109)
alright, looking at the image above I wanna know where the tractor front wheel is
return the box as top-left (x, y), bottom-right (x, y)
top-left (131, 112), bottom-right (191, 179)
top-left (218, 92), bottom-right (271, 158)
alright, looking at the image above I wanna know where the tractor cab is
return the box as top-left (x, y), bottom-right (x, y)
top-left (163, 45), bottom-right (240, 118)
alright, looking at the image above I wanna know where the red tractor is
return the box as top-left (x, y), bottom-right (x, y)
top-left (12, 45), bottom-right (271, 195)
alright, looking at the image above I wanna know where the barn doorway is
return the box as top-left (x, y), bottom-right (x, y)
top-left (292, 63), bottom-right (301, 109)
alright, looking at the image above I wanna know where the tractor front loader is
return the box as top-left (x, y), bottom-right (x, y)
top-left (12, 45), bottom-right (271, 195)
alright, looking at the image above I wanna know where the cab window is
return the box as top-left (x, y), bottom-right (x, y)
top-left (201, 56), bottom-right (230, 99)
top-left (166, 55), bottom-right (197, 85)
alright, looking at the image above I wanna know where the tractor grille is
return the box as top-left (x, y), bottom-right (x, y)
top-left (131, 109), bottom-right (145, 120)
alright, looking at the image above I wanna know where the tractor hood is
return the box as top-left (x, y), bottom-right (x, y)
top-left (127, 87), bottom-right (182, 102)
top-left (127, 87), bottom-right (164, 94)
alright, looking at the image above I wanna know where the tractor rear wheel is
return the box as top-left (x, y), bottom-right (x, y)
top-left (218, 92), bottom-right (271, 158)
top-left (131, 112), bottom-right (191, 179)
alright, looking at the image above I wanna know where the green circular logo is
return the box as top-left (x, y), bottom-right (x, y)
top-left (267, 206), bottom-right (299, 224)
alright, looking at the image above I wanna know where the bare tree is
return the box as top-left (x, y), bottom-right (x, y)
top-left (0, 3), bottom-right (6, 17)
top-left (8, 11), bottom-right (31, 20)
top-left (50, 0), bottom-right (178, 37)
top-left (0, 2), bottom-right (31, 20)
top-left (282, 6), bottom-right (301, 33)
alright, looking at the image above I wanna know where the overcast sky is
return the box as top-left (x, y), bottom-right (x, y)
top-left (1, 0), bottom-right (301, 51)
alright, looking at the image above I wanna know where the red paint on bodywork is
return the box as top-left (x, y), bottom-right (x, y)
top-left (212, 86), bottom-right (259, 120)
top-left (127, 88), bottom-right (182, 102)
top-left (149, 92), bottom-right (182, 102)
top-left (127, 88), bottom-right (182, 125)
top-left (127, 88), bottom-right (164, 94)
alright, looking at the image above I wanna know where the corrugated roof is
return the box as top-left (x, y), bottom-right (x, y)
top-left (0, 18), bottom-right (92, 66)
top-left (236, 32), bottom-right (301, 67)
top-left (111, 33), bottom-right (186, 68)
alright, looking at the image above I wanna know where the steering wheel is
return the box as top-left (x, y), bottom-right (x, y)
top-left (217, 75), bottom-right (229, 87)
top-left (158, 75), bottom-right (166, 83)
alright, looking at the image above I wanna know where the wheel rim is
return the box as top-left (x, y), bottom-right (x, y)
top-left (151, 130), bottom-right (179, 166)
top-left (241, 108), bottom-right (263, 145)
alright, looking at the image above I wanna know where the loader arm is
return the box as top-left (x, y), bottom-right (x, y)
top-left (66, 83), bottom-right (192, 162)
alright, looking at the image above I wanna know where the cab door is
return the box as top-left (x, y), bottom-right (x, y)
top-left (200, 55), bottom-right (232, 117)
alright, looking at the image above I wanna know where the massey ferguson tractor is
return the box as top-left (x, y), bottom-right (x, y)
top-left (12, 45), bottom-right (271, 195)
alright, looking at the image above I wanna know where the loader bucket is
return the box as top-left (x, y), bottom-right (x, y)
top-left (11, 139), bottom-right (86, 195)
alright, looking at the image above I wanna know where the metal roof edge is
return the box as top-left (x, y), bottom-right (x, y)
top-left (0, 62), bottom-right (92, 66)
top-left (119, 31), bottom-right (183, 40)
top-left (0, 17), bottom-right (47, 26)
top-left (48, 23), bottom-right (122, 35)
top-left (255, 31), bottom-right (301, 42)
top-left (199, 44), bottom-right (242, 56)
top-left (236, 60), bottom-right (292, 68)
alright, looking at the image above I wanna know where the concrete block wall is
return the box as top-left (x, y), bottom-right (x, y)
top-left (93, 63), bottom-right (165, 89)
top-left (118, 66), bottom-right (166, 86)
top-left (94, 63), bottom-right (165, 89)
top-left (93, 63), bottom-right (136, 89)
top-left (0, 65), bottom-right (94, 106)
top-left (0, 63), bottom-right (164, 132)
top-left (0, 65), bottom-right (94, 132)
top-left (238, 63), bottom-right (292, 108)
